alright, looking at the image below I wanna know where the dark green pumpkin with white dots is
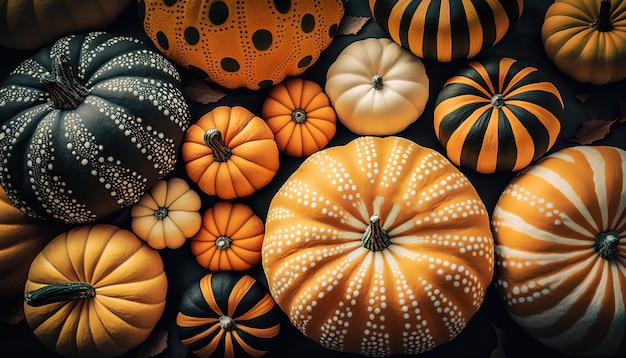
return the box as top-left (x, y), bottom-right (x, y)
top-left (139, 0), bottom-right (345, 90)
top-left (0, 32), bottom-right (190, 224)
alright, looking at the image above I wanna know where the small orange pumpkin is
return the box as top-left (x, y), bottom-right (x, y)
top-left (182, 106), bottom-right (280, 200)
top-left (262, 77), bottom-right (337, 157)
top-left (191, 201), bottom-right (265, 272)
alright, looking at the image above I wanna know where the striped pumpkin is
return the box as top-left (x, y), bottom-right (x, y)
top-left (176, 272), bottom-right (281, 358)
top-left (492, 145), bottom-right (626, 357)
top-left (368, 0), bottom-right (524, 62)
top-left (433, 57), bottom-right (563, 174)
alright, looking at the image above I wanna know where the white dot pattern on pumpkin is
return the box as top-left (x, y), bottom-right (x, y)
top-left (262, 136), bottom-right (494, 356)
top-left (0, 32), bottom-right (190, 224)
top-left (492, 145), bottom-right (626, 357)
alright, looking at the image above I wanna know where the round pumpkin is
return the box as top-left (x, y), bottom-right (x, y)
top-left (0, 0), bottom-right (132, 50)
top-left (23, 223), bottom-right (168, 358)
top-left (0, 31), bottom-right (191, 224)
top-left (542, 0), bottom-right (626, 85)
top-left (434, 57), bottom-right (564, 174)
top-left (262, 77), bottom-right (337, 157)
top-left (493, 145), bottom-right (626, 357)
top-left (191, 201), bottom-right (265, 272)
top-left (325, 37), bottom-right (430, 136)
top-left (138, 0), bottom-right (345, 90)
top-left (176, 271), bottom-right (281, 358)
top-left (262, 136), bottom-right (494, 356)
top-left (369, 0), bottom-right (524, 62)
top-left (131, 177), bottom-right (202, 249)
top-left (182, 105), bottom-right (280, 200)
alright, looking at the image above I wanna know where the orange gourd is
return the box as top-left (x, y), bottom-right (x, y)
top-left (191, 201), bottom-right (264, 272)
top-left (183, 106), bottom-right (280, 200)
top-left (262, 78), bottom-right (337, 157)
top-left (262, 136), bottom-right (495, 356)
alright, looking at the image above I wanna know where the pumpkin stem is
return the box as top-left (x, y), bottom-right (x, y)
top-left (219, 315), bottom-right (236, 331)
top-left (362, 215), bottom-right (391, 251)
top-left (40, 55), bottom-right (89, 110)
top-left (591, 0), bottom-right (613, 32)
top-left (203, 128), bottom-right (232, 162)
top-left (370, 73), bottom-right (383, 90)
top-left (594, 230), bottom-right (620, 259)
top-left (155, 207), bottom-right (169, 220)
top-left (216, 236), bottom-right (233, 250)
top-left (491, 94), bottom-right (505, 108)
top-left (292, 109), bottom-right (307, 124)
top-left (24, 282), bottom-right (96, 307)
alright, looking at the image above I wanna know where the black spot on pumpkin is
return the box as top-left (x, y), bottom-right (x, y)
top-left (221, 58), bottom-right (240, 72)
top-left (252, 30), bottom-right (273, 51)
top-left (209, 1), bottom-right (229, 25)
top-left (274, 0), bottom-right (291, 13)
top-left (156, 31), bottom-right (169, 51)
top-left (301, 14), bottom-right (315, 33)
top-left (184, 27), bottom-right (200, 45)
top-left (258, 80), bottom-right (274, 88)
top-left (298, 55), bottom-right (313, 68)
top-left (188, 65), bottom-right (210, 80)
top-left (164, 0), bottom-right (177, 6)
top-left (329, 23), bottom-right (338, 38)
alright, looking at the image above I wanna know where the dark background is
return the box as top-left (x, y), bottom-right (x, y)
top-left (1, 1), bottom-right (625, 357)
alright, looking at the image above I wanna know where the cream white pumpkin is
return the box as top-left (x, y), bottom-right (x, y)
top-left (325, 37), bottom-right (430, 135)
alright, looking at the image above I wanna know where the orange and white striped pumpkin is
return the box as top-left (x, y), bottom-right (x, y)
top-left (492, 145), bottom-right (626, 357)
top-left (262, 136), bottom-right (494, 356)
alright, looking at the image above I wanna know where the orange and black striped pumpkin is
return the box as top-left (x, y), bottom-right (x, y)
top-left (493, 145), bottom-right (626, 357)
top-left (176, 272), bottom-right (281, 358)
top-left (368, 0), bottom-right (524, 62)
top-left (433, 57), bottom-right (563, 174)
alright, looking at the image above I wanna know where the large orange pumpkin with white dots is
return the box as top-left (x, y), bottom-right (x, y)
top-left (138, 0), bottom-right (345, 90)
top-left (261, 136), bottom-right (495, 356)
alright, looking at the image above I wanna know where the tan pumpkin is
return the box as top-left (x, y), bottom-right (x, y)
top-left (24, 224), bottom-right (168, 358)
top-left (262, 136), bottom-right (494, 356)
top-left (131, 177), bottom-right (202, 249)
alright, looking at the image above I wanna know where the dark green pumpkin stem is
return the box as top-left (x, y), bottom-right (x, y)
top-left (362, 215), bottom-right (392, 251)
top-left (155, 207), bottom-right (169, 220)
top-left (591, 0), bottom-right (613, 32)
top-left (25, 282), bottom-right (96, 307)
top-left (219, 315), bottom-right (236, 331)
top-left (594, 230), bottom-right (620, 259)
top-left (215, 236), bottom-right (233, 250)
top-left (40, 55), bottom-right (89, 110)
top-left (292, 109), bottom-right (307, 124)
top-left (491, 94), bottom-right (505, 108)
top-left (203, 128), bottom-right (232, 162)
top-left (370, 73), bottom-right (383, 90)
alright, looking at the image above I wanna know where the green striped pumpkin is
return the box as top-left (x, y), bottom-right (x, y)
top-left (433, 57), bottom-right (563, 174)
top-left (176, 272), bottom-right (281, 358)
top-left (368, 0), bottom-right (524, 62)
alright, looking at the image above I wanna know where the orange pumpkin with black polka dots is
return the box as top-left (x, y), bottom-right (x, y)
top-left (138, 0), bottom-right (345, 90)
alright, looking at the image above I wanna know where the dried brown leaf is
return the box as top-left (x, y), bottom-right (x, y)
top-left (569, 118), bottom-right (617, 145)
top-left (618, 100), bottom-right (626, 124)
top-left (183, 78), bottom-right (226, 104)
top-left (336, 15), bottom-right (370, 36)
top-left (573, 93), bottom-right (591, 104)
top-left (135, 329), bottom-right (168, 358)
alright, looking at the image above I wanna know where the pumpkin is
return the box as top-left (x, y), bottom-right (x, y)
top-left (541, 0), bottom-right (626, 85)
top-left (262, 77), bottom-right (337, 157)
top-left (176, 271), bottom-right (282, 358)
top-left (23, 223), bottom-right (168, 358)
top-left (182, 105), bottom-right (280, 200)
top-left (138, 0), bottom-right (345, 90)
top-left (369, 0), bottom-right (524, 62)
top-left (0, 0), bottom-right (132, 50)
top-left (131, 177), bottom-right (202, 249)
top-left (191, 201), bottom-right (265, 272)
top-left (0, 31), bottom-right (190, 224)
top-left (262, 136), bottom-right (495, 356)
top-left (325, 37), bottom-right (430, 136)
top-left (492, 145), bottom-right (626, 357)
top-left (433, 57), bottom-right (564, 174)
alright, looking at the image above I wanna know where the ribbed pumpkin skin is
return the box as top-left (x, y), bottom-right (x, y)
top-left (369, 0), bottom-right (524, 62)
top-left (176, 272), bottom-right (281, 358)
top-left (262, 136), bottom-right (494, 356)
top-left (434, 57), bottom-right (563, 174)
top-left (139, 0), bottom-right (344, 90)
top-left (24, 224), bottom-right (168, 358)
top-left (493, 145), bottom-right (626, 357)
top-left (0, 32), bottom-right (190, 224)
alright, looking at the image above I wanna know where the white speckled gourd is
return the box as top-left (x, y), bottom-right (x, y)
top-left (493, 145), bottom-right (626, 357)
top-left (0, 32), bottom-right (190, 224)
top-left (261, 136), bottom-right (494, 356)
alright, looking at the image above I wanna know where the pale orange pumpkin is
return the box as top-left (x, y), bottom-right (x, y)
top-left (262, 77), bottom-right (337, 157)
top-left (191, 201), bottom-right (265, 272)
top-left (262, 136), bottom-right (494, 356)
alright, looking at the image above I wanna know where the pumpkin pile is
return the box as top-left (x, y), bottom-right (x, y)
top-left (0, 1), bottom-right (625, 358)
